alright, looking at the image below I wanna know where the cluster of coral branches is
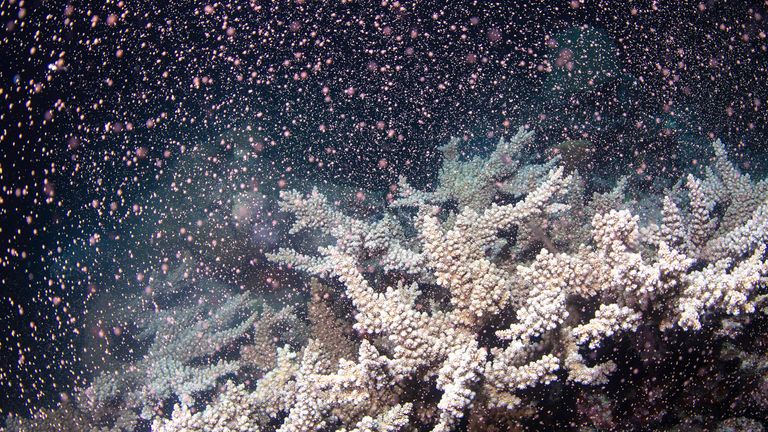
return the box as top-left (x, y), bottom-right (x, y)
top-left (6, 127), bottom-right (768, 431)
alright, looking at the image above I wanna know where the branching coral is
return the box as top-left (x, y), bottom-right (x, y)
top-left (261, 132), bottom-right (767, 430)
top-left (392, 126), bottom-right (559, 211)
top-left (22, 131), bottom-right (767, 432)
top-left (84, 290), bottom-right (261, 419)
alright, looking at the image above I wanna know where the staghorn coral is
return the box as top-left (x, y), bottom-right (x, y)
top-left (641, 139), bottom-right (768, 263)
top-left (26, 130), bottom-right (767, 432)
top-left (84, 290), bottom-right (261, 420)
top-left (268, 188), bottom-right (428, 279)
top-left (151, 381), bottom-right (265, 432)
top-left (2, 402), bottom-right (137, 432)
top-left (306, 278), bottom-right (358, 367)
top-left (261, 131), bottom-right (767, 430)
top-left (239, 304), bottom-right (308, 373)
top-left (391, 126), bottom-right (559, 211)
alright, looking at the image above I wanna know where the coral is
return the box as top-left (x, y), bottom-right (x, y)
top-left (716, 417), bottom-right (764, 432)
top-left (84, 290), bottom-right (261, 419)
top-left (26, 129), bottom-right (766, 432)
top-left (240, 304), bottom-right (308, 372)
top-left (306, 279), bottom-right (358, 366)
top-left (262, 131), bottom-right (767, 430)
top-left (151, 381), bottom-right (264, 432)
top-left (2, 402), bottom-right (137, 432)
top-left (641, 139), bottom-right (768, 262)
top-left (267, 189), bottom-right (428, 279)
top-left (392, 126), bottom-right (559, 211)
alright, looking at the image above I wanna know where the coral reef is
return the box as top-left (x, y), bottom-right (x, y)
top-left (83, 290), bottom-right (262, 420)
top-left (391, 127), bottom-right (559, 210)
top-left (6, 128), bottom-right (767, 431)
top-left (262, 130), bottom-right (767, 430)
top-left (3, 402), bottom-right (137, 432)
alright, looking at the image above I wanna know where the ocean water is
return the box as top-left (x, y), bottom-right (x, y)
top-left (1, 1), bottom-right (767, 431)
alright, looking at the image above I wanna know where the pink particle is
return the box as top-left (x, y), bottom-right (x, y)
top-left (546, 37), bottom-right (558, 48)
top-left (487, 28), bottom-right (502, 43)
top-left (555, 49), bottom-right (573, 68)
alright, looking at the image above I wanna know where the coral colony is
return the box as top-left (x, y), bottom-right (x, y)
top-left (5, 126), bottom-right (767, 431)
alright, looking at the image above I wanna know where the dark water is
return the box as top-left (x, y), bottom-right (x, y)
top-left (1, 1), bottom-right (767, 431)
